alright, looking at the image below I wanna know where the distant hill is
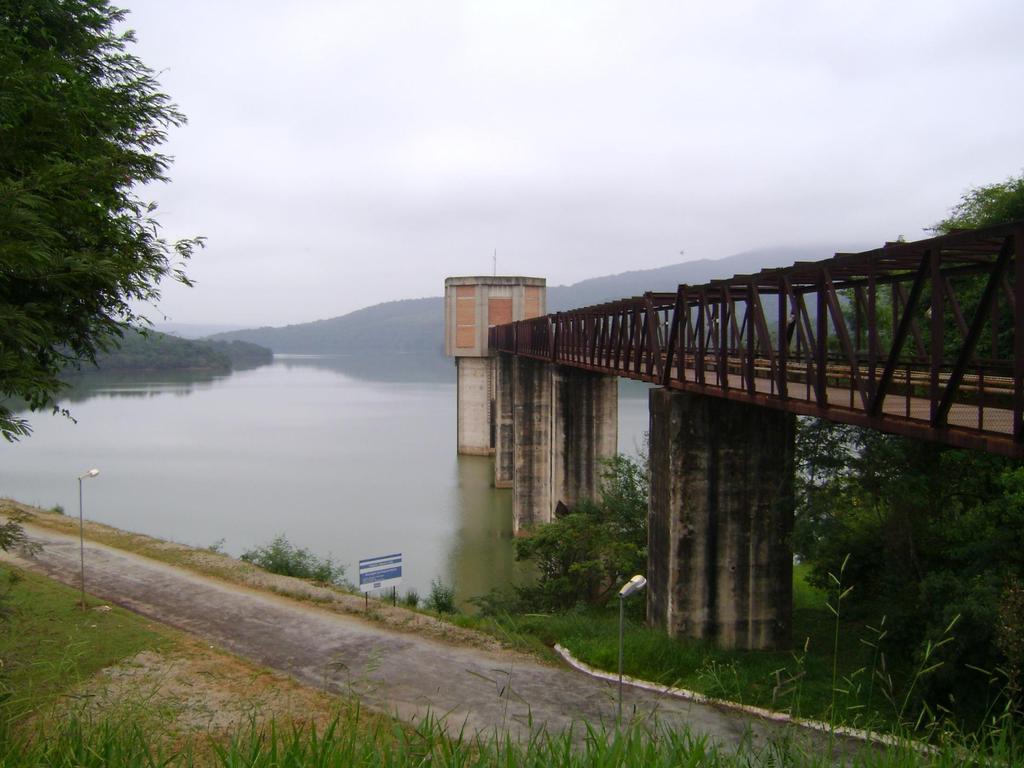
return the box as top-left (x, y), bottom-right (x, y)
top-left (155, 322), bottom-right (249, 339)
top-left (66, 330), bottom-right (273, 374)
top-left (209, 244), bottom-right (866, 354)
top-left (208, 297), bottom-right (443, 355)
top-left (545, 245), bottom-right (851, 311)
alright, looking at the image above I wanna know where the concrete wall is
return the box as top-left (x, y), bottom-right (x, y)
top-left (647, 388), bottom-right (794, 651)
top-left (551, 366), bottom-right (618, 511)
top-left (494, 354), bottom-right (515, 488)
top-left (456, 357), bottom-right (493, 455)
top-left (444, 277), bottom-right (546, 358)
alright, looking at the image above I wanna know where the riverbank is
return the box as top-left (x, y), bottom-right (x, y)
top-left (1, 502), bottom-right (1016, 765)
top-left (0, 502), bottom-right (873, 756)
top-left (0, 499), bottom-right (510, 655)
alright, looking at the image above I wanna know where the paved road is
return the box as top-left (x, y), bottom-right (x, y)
top-left (6, 523), bottom-right (862, 755)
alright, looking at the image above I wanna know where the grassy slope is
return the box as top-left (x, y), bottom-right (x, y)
top-left (0, 559), bottom-right (404, 760)
top-left (3, 501), bottom-right (1002, 733)
top-left (1, 504), bottom-right (1016, 765)
top-left (452, 566), bottom-right (921, 731)
top-left (0, 567), bottom-right (169, 722)
top-left (0, 568), bottom-right (1014, 767)
top-left (8, 500), bottom-right (908, 727)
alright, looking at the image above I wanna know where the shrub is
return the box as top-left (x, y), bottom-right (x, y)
top-left (240, 535), bottom-right (346, 586)
top-left (468, 588), bottom-right (524, 618)
top-left (515, 454), bottom-right (648, 611)
top-left (425, 579), bottom-right (456, 613)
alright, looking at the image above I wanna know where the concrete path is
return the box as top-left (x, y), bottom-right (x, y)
top-left (5, 523), bottom-right (860, 756)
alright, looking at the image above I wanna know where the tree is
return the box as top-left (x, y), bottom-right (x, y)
top-left (0, 0), bottom-right (201, 440)
top-left (924, 172), bottom-right (1024, 361)
top-left (796, 420), bottom-right (1024, 722)
top-left (932, 172), bottom-right (1024, 233)
top-left (794, 174), bottom-right (1024, 724)
top-left (515, 455), bottom-right (648, 611)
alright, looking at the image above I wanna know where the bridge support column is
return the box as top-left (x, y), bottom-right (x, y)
top-left (511, 361), bottom-right (619, 532)
top-left (552, 366), bottom-right (618, 510)
top-left (512, 357), bottom-right (552, 530)
top-left (456, 357), bottom-right (494, 456)
top-left (647, 389), bottom-right (794, 651)
top-left (494, 354), bottom-right (515, 488)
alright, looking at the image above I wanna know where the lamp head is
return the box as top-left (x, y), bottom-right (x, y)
top-left (80, 468), bottom-right (100, 479)
top-left (619, 574), bottom-right (647, 598)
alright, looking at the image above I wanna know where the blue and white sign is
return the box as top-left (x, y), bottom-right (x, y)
top-left (358, 552), bottom-right (403, 593)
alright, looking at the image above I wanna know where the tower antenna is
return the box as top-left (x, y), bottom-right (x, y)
top-left (493, 249), bottom-right (497, 276)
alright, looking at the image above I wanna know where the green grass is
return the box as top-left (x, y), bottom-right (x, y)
top-left (0, 567), bottom-right (169, 723)
top-left (0, 557), bottom-right (1017, 765)
top-left (0, 706), bottom-right (1018, 767)
top-left (793, 561), bottom-right (828, 609)
top-left (4, 504), bottom-right (1011, 747)
top-left (454, 565), bottom-right (974, 734)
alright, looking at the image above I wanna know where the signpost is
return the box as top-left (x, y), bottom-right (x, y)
top-left (359, 553), bottom-right (403, 607)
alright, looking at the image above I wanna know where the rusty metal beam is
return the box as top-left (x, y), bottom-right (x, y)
top-left (488, 220), bottom-right (1023, 457)
top-left (936, 236), bottom-right (1014, 427)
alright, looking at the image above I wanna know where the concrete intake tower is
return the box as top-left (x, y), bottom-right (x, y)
top-left (444, 276), bottom-right (546, 457)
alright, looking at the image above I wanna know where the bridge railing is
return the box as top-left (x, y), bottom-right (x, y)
top-left (489, 221), bottom-right (1024, 456)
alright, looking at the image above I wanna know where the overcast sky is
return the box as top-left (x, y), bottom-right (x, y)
top-left (122, 0), bottom-right (1024, 327)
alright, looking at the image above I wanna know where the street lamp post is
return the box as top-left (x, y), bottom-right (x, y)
top-left (617, 574), bottom-right (647, 722)
top-left (78, 468), bottom-right (99, 610)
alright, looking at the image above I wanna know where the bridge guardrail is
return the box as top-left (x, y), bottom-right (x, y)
top-left (489, 221), bottom-right (1024, 456)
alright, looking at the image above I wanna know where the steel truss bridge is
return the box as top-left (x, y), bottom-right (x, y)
top-left (491, 222), bottom-right (1024, 457)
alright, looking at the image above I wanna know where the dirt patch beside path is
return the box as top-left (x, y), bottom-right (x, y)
top-left (42, 635), bottom-right (348, 736)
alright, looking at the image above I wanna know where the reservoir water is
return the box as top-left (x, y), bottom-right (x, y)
top-left (0, 355), bottom-right (651, 604)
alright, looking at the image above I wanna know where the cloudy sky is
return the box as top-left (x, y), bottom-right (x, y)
top-left (122, 0), bottom-right (1024, 328)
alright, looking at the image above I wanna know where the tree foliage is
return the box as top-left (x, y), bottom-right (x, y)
top-left (914, 171), bottom-right (1024, 362)
top-left (70, 330), bottom-right (273, 373)
top-left (0, 0), bottom-right (201, 440)
top-left (795, 419), bottom-right (1024, 719)
top-left (0, 511), bottom-right (36, 555)
top-left (795, 174), bottom-right (1024, 722)
top-left (932, 172), bottom-right (1024, 233)
top-left (515, 455), bottom-right (648, 611)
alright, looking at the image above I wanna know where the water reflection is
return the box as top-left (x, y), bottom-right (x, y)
top-left (446, 456), bottom-right (524, 605)
top-left (275, 352), bottom-right (454, 384)
top-left (57, 370), bottom-right (230, 402)
top-left (2, 357), bottom-right (650, 608)
top-left (52, 351), bottom-right (455, 407)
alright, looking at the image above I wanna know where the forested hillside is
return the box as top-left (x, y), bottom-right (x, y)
top-left (210, 244), bottom-right (863, 354)
top-left (67, 330), bottom-right (273, 374)
top-left (208, 297), bottom-right (442, 355)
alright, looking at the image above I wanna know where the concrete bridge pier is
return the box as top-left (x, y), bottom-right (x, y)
top-left (494, 354), bottom-right (515, 488)
top-left (511, 359), bottom-right (618, 532)
top-left (456, 357), bottom-right (494, 456)
top-left (647, 389), bottom-right (795, 651)
top-left (551, 366), bottom-right (618, 511)
top-left (511, 357), bottom-right (553, 529)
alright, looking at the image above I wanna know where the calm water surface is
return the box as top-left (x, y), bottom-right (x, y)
top-left (0, 355), bottom-right (649, 603)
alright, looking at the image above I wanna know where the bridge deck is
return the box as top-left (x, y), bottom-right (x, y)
top-left (491, 221), bottom-right (1024, 457)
